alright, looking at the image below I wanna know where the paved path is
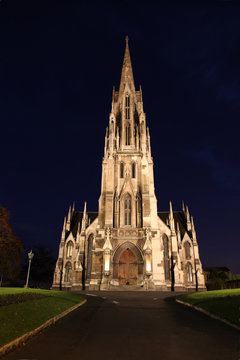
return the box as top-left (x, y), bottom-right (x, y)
top-left (3, 292), bottom-right (240, 360)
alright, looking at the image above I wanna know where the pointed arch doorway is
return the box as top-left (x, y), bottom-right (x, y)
top-left (119, 248), bottom-right (138, 285)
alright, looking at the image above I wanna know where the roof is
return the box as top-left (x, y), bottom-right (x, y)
top-left (70, 211), bottom-right (98, 237)
top-left (158, 211), bottom-right (188, 236)
top-left (68, 210), bottom-right (189, 239)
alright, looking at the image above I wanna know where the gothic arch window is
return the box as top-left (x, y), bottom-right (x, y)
top-left (186, 263), bottom-right (193, 282)
top-left (184, 241), bottom-right (191, 260)
top-left (66, 241), bottom-right (73, 258)
top-left (163, 234), bottom-right (170, 280)
top-left (125, 94), bottom-right (130, 120)
top-left (125, 123), bottom-right (130, 145)
top-left (65, 262), bottom-right (72, 282)
top-left (124, 193), bottom-right (131, 226)
top-left (132, 162), bottom-right (136, 178)
top-left (120, 162), bottom-right (124, 178)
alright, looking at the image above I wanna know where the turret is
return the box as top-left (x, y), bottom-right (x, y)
top-left (81, 201), bottom-right (87, 233)
top-left (66, 205), bottom-right (71, 231)
top-left (147, 127), bottom-right (151, 157)
top-left (186, 205), bottom-right (191, 231)
top-left (191, 216), bottom-right (197, 243)
top-left (61, 216), bottom-right (66, 242)
top-left (169, 201), bottom-right (176, 235)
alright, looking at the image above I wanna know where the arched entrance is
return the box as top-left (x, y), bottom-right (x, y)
top-left (119, 248), bottom-right (138, 285)
top-left (113, 242), bottom-right (144, 286)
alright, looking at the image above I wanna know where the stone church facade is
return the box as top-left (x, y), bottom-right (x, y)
top-left (52, 38), bottom-right (206, 292)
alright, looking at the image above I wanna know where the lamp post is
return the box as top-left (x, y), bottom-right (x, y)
top-left (145, 248), bottom-right (152, 290)
top-left (25, 250), bottom-right (34, 288)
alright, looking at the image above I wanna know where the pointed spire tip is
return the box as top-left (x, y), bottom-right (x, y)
top-left (125, 35), bottom-right (129, 44)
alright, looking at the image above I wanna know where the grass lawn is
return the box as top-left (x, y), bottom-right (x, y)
top-left (0, 288), bottom-right (85, 348)
top-left (177, 289), bottom-right (240, 327)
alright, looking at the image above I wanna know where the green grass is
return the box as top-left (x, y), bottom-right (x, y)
top-left (177, 289), bottom-right (240, 327)
top-left (0, 288), bottom-right (85, 347)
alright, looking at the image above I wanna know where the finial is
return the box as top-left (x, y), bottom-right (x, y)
top-left (182, 200), bottom-right (185, 213)
top-left (125, 35), bottom-right (129, 44)
top-left (169, 200), bottom-right (173, 218)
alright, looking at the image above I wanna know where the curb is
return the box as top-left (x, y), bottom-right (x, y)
top-left (176, 299), bottom-right (240, 331)
top-left (0, 299), bottom-right (87, 358)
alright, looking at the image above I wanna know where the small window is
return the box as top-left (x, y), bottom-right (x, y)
top-left (66, 241), bottom-right (73, 258)
top-left (120, 162), bottom-right (124, 178)
top-left (186, 263), bottom-right (193, 282)
top-left (125, 123), bottom-right (130, 145)
top-left (132, 162), bottom-right (136, 178)
top-left (184, 242), bottom-right (191, 260)
top-left (124, 194), bottom-right (131, 225)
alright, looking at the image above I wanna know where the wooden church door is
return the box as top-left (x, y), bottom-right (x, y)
top-left (119, 248), bottom-right (138, 285)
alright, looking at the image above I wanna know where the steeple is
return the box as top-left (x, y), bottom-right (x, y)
top-left (119, 36), bottom-right (135, 96)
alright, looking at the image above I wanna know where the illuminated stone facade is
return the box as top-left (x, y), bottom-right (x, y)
top-left (52, 38), bottom-right (206, 291)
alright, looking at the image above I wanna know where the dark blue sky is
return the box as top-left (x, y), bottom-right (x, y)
top-left (1, 1), bottom-right (240, 273)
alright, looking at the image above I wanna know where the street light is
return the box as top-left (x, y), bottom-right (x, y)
top-left (25, 250), bottom-right (34, 288)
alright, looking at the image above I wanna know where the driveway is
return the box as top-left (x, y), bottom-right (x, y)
top-left (3, 292), bottom-right (239, 360)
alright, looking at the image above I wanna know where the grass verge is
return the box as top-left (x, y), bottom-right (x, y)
top-left (0, 288), bottom-right (85, 347)
top-left (177, 289), bottom-right (240, 327)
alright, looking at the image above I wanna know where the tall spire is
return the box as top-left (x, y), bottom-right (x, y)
top-left (119, 36), bottom-right (135, 95)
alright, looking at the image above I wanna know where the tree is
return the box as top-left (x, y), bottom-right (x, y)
top-left (0, 206), bottom-right (24, 285)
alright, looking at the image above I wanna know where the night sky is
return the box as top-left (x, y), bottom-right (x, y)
top-left (1, 1), bottom-right (240, 273)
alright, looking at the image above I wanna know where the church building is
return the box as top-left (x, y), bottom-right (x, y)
top-left (52, 38), bottom-right (206, 291)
